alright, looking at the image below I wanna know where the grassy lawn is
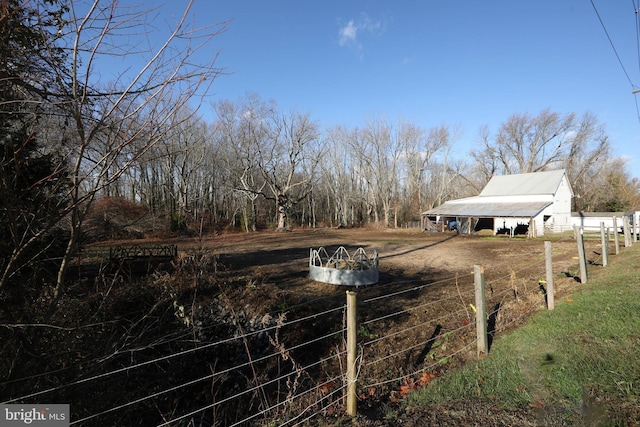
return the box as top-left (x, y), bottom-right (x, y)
top-left (406, 241), bottom-right (640, 424)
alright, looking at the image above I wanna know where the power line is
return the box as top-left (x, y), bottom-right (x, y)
top-left (631, 0), bottom-right (640, 123)
top-left (590, 0), bottom-right (637, 88)
top-left (590, 0), bottom-right (640, 122)
top-left (633, 0), bottom-right (640, 76)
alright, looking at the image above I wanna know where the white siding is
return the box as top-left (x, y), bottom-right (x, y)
top-left (550, 175), bottom-right (573, 233)
top-left (572, 212), bottom-right (638, 234)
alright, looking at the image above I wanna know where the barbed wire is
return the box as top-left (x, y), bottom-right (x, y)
top-left (0, 316), bottom-right (198, 387)
top-left (485, 266), bottom-right (547, 300)
top-left (242, 348), bottom-right (359, 427)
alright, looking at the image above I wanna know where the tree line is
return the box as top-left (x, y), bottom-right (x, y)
top-left (112, 101), bottom-right (639, 233)
top-left (1, 0), bottom-right (639, 296)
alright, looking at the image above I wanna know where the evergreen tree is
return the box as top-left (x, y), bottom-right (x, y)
top-left (0, 0), bottom-right (70, 291)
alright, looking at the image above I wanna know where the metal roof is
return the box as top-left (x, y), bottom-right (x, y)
top-left (423, 199), bottom-right (553, 218)
top-left (422, 170), bottom-right (570, 218)
top-left (479, 169), bottom-right (567, 197)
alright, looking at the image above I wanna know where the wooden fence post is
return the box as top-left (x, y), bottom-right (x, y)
top-left (474, 265), bottom-right (488, 356)
top-left (613, 216), bottom-right (620, 255)
top-left (623, 216), bottom-right (632, 248)
top-left (544, 241), bottom-right (554, 310)
top-left (574, 226), bottom-right (588, 284)
top-left (529, 216), bottom-right (534, 238)
top-left (346, 291), bottom-right (357, 417)
top-left (600, 222), bottom-right (608, 267)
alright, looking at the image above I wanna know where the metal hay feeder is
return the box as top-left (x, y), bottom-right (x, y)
top-left (309, 246), bottom-right (379, 286)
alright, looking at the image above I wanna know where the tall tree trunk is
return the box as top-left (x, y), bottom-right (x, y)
top-left (277, 194), bottom-right (288, 231)
top-left (277, 206), bottom-right (287, 230)
top-left (251, 198), bottom-right (258, 232)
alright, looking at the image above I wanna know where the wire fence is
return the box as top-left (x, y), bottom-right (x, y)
top-left (1, 227), bottom-right (632, 426)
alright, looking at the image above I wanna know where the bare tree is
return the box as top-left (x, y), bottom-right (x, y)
top-left (33, 0), bottom-right (227, 296)
top-left (260, 109), bottom-right (321, 230)
top-left (214, 95), bottom-right (271, 231)
top-left (150, 109), bottom-right (211, 231)
top-left (575, 158), bottom-right (637, 211)
top-left (213, 96), bottom-right (322, 231)
top-left (561, 112), bottom-right (613, 210)
top-left (352, 117), bottom-right (410, 227)
top-left (470, 109), bottom-right (615, 208)
top-left (466, 125), bottom-right (502, 191)
top-left (320, 121), bottom-right (461, 227)
top-left (471, 109), bottom-right (576, 177)
top-left (321, 125), bottom-right (358, 227)
top-left (404, 123), bottom-right (460, 212)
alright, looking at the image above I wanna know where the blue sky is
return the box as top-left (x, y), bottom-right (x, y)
top-left (137, 1), bottom-right (640, 177)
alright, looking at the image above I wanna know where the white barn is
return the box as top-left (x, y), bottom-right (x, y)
top-left (422, 169), bottom-right (574, 237)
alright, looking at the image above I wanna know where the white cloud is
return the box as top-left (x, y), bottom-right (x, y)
top-left (339, 20), bottom-right (358, 46)
top-left (338, 13), bottom-right (385, 49)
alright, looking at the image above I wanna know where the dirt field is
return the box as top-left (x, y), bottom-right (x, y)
top-left (171, 227), bottom-right (599, 424)
top-left (77, 227), bottom-right (608, 425)
top-left (181, 227), bottom-right (591, 290)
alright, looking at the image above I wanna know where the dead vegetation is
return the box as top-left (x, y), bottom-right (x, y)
top-left (1, 228), bottom-right (596, 426)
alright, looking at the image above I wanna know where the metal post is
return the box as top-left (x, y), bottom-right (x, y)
top-left (474, 265), bottom-right (488, 356)
top-left (346, 291), bottom-right (357, 417)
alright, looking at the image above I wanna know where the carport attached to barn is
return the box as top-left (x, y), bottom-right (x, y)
top-left (422, 199), bottom-right (552, 236)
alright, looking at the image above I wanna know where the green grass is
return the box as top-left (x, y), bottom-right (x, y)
top-left (407, 242), bottom-right (640, 417)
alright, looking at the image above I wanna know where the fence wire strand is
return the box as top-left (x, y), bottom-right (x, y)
top-left (364, 319), bottom-right (474, 368)
top-left (361, 275), bottom-right (460, 304)
top-left (6, 233), bottom-right (614, 426)
top-left (363, 339), bottom-right (478, 390)
top-left (3, 303), bottom-right (346, 404)
top-left (70, 328), bottom-right (347, 425)
top-left (362, 305), bottom-right (472, 349)
top-left (361, 288), bottom-right (473, 327)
